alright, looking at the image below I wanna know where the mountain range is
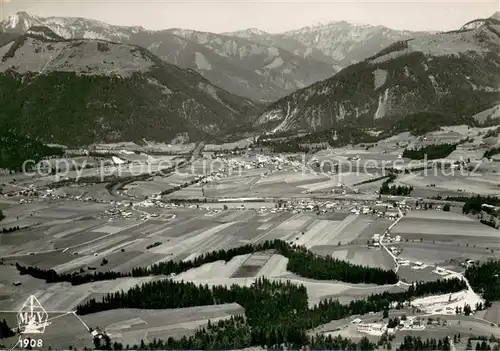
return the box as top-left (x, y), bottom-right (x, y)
top-left (0, 27), bottom-right (259, 146)
top-left (255, 14), bottom-right (500, 134)
top-left (0, 11), bottom-right (499, 146)
top-left (0, 11), bottom-right (426, 102)
top-left (227, 23), bottom-right (426, 70)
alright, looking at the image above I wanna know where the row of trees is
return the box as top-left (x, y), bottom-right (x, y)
top-left (75, 277), bottom-right (466, 349)
top-left (398, 336), bottom-right (451, 350)
top-left (379, 183), bottom-right (414, 196)
top-left (378, 172), bottom-right (413, 196)
top-left (484, 147), bottom-right (500, 159)
top-left (402, 143), bottom-right (458, 160)
top-left (2, 226), bottom-right (21, 233)
top-left (468, 339), bottom-right (500, 350)
top-left (484, 126), bottom-right (500, 138)
top-left (480, 218), bottom-right (499, 229)
top-left (15, 239), bottom-right (399, 286)
top-left (443, 195), bottom-right (500, 215)
top-left (15, 263), bottom-right (124, 285)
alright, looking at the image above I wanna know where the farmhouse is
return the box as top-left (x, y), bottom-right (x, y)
top-left (357, 323), bottom-right (386, 335)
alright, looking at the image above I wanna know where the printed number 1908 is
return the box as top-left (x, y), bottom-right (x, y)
top-left (19, 338), bottom-right (43, 348)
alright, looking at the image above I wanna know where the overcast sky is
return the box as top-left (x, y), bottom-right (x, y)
top-left (1, 0), bottom-right (498, 33)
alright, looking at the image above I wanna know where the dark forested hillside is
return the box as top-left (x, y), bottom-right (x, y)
top-left (0, 32), bottom-right (259, 146)
top-left (402, 143), bottom-right (458, 160)
top-left (254, 19), bottom-right (500, 134)
top-left (0, 131), bottom-right (64, 171)
top-left (466, 261), bottom-right (500, 303)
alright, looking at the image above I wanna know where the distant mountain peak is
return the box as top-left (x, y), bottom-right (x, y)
top-left (3, 11), bottom-right (38, 31)
top-left (255, 18), bottom-right (500, 134)
top-left (13, 11), bottom-right (33, 19)
top-left (243, 28), bottom-right (269, 35)
top-left (1, 11), bottom-right (145, 37)
top-left (222, 27), bottom-right (270, 38)
top-left (286, 20), bottom-right (382, 34)
top-left (460, 14), bottom-right (500, 31)
top-left (25, 25), bottom-right (65, 41)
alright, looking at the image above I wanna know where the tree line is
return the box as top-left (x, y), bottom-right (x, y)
top-left (467, 339), bottom-right (500, 350)
top-left (480, 218), bottom-right (499, 229)
top-left (256, 122), bottom-right (382, 154)
top-left (484, 147), bottom-right (500, 159)
top-left (402, 143), bottom-right (458, 160)
top-left (75, 277), bottom-right (466, 349)
top-left (15, 263), bottom-right (124, 285)
top-left (379, 173), bottom-right (413, 196)
top-left (442, 195), bottom-right (500, 216)
top-left (2, 226), bottom-right (21, 233)
top-left (398, 335), bottom-right (451, 350)
top-left (15, 239), bottom-right (399, 286)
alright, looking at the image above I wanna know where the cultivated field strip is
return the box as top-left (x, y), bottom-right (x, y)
top-left (47, 220), bottom-right (104, 238)
top-left (222, 254), bottom-right (252, 277)
top-left (396, 242), bottom-right (500, 267)
top-left (76, 235), bottom-right (129, 255)
top-left (295, 220), bottom-right (332, 248)
top-left (52, 254), bottom-right (104, 273)
top-left (333, 215), bottom-right (372, 244)
top-left (405, 210), bottom-right (475, 222)
top-left (112, 252), bottom-right (167, 273)
top-left (330, 249), bottom-right (348, 261)
top-left (309, 245), bottom-right (395, 270)
top-left (256, 213), bottom-right (312, 242)
top-left (81, 303), bottom-right (245, 346)
top-left (256, 254), bottom-right (288, 277)
top-left (393, 218), bottom-right (500, 237)
top-left (315, 214), bottom-right (359, 245)
top-left (158, 221), bottom-right (237, 258)
top-left (149, 216), bottom-right (204, 238)
top-left (231, 253), bottom-right (273, 278)
top-left (356, 218), bottom-right (392, 241)
top-left (298, 180), bottom-right (339, 193)
top-left (399, 172), bottom-right (500, 196)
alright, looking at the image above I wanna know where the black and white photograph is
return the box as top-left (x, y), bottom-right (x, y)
top-left (0, 0), bottom-right (499, 349)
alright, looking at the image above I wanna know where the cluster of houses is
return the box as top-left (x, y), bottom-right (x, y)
top-left (100, 204), bottom-right (134, 220)
top-left (353, 315), bottom-right (426, 336)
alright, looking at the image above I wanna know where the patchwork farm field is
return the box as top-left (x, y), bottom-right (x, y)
top-left (392, 211), bottom-right (500, 241)
top-left (390, 210), bottom-right (500, 270)
top-left (0, 200), bottom-right (401, 315)
top-left (2, 192), bottom-right (498, 349)
top-left (173, 165), bottom-right (388, 199)
top-left (0, 201), bottom-right (406, 350)
top-left (397, 171), bottom-right (500, 197)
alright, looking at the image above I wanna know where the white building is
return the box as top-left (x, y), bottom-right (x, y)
top-left (357, 323), bottom-right (386, 335)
